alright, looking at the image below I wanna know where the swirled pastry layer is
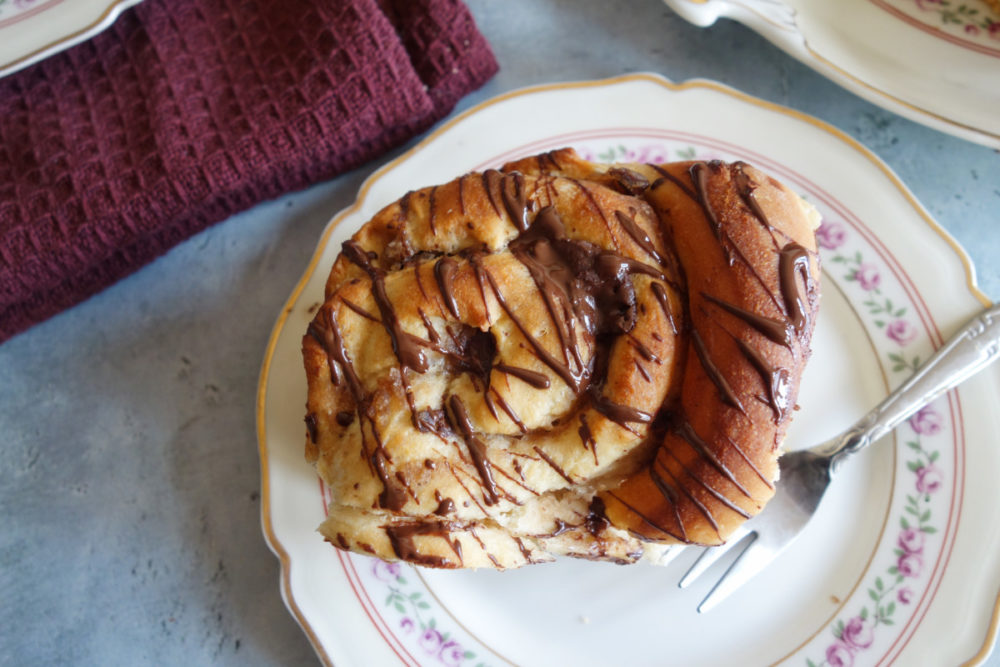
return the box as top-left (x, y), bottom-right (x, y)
top-left (302, 148), bottom-right (821, 568)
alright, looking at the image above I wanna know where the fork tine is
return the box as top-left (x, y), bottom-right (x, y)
top-left (678, 526), bottom-right (750, 589)
top-left (654, 545), bottom-right (686, 568)
top-left (696, 531), bottom-right (774, 613)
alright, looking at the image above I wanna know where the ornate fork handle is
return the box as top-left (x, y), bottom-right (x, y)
top-left (823, 303), bottom-right (1000, 474)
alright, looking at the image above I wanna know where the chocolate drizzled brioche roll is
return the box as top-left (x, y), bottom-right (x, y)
top-left (302, 148), bottom-right (820, 569)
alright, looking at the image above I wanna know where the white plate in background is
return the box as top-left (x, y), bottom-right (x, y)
top-left (0, 0), bottom-right (142, 78)
top-left (662, 0), bottom-right (1000, 149)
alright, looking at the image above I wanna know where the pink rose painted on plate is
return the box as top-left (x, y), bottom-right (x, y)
top-left (897, 552), bottom-right (923, 578)
top-left (439, 640), bottom-right (467, 667)
top-left (816, 221), bottom-right (847, 250)
top-left (898, 527), bottom-right (925, 554)
top-left (825, 640), bottom-right (855, 667)
top-left (842, 616), bottom-right (875, 650)
top-left (853, 263), bottom-right (881, 291)
top-left (420, 628), bottom-right (444, 654)
top-left (897, 587), bottom-right (914, 604)
top-left (916, 464), bottom-right (943, 494)
top-left (895, 0), bottom-right (1000, 49)
top-left (886, 318), bottom-right (917, 345)
top-left (373, 559), bottom-right (402, 581)
top-left (909, 405), bottom-right (942, 435)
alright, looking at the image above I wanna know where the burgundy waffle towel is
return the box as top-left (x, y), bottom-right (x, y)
top-left (0, 0), bottom-right (497, 343)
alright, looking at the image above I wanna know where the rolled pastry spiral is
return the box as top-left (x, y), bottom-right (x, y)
top-left (302, 148), bottom-right (821, 568)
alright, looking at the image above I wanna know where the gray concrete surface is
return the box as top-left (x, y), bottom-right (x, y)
top-left (1, 0), bottom-right (997, 664)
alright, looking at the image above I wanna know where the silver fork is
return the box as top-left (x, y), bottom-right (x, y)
top-left (676, 302), bottom-right (1000, 613)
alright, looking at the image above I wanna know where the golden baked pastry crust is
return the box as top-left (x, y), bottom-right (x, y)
top-left (302, 148), bottom-right (820, 568)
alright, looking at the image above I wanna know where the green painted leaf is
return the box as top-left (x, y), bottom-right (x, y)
top-left (906, 461), bottom-right (921, 473)
top-left (887, 601), bottom-right (896, 616)
top-left (921, 526), bottom-right (938, 534)
top-left (869, 589), bottom-right (879, 601)
top-left (394, 603), bottom-right (405, 613)
top-left (929, 451), bottom-right (939, 463)
top-left (417, 602), bottom-right (430, 609)
top-left (920, 510), bottom-right (931, 522)
top-left (397, 576), bottom-right (407, 585)
top-left (876, 577), bottom-right (884, 591)
top-left (900, 517), bottom-right (910, 530)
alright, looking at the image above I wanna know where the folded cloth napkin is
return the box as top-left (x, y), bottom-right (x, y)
top-left (0, 0), bottom-right (497, 344)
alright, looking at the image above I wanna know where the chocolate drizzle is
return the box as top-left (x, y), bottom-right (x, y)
top-left (647, 163), bottom-right (697, 200)
top-left (533, 446), bottom-right (575, 484)
top-left (691, 329), bottom-right (746, 414)
top-left (608, 167), bottom-right (651, 196)
top-left (483, 170), bottom-right (529, 231)
top-left (590, 392), bottom-right (654, 424)
top-left (689, 162), bottom-right (724, 242)
top-left (501, 171), bottom-right (529, 231)
top-left (578, 413), bottom-right (597, 464)
top-left (494, 363), bottom-right (551, 389)
top-left (434, 257), bottom-right (461, 319)
top-left (674, 419), bottom-right (753, 500)
top-left (736, 337), bottom-right (791, 422)
top-left (342, 240), bottom-right (429, 373)
top-left (447, 395), bottom-right (500, 505)
top-left (703, 293), bottom-right (793, 348)
top-left (654, 457), bottom-right (721, 535)
top-left (615, 210), bottom-right (665, 264)
top-left (779, 242), bottom-right (814, 335)
top-left (733, 161), bottom-right (783, 250)
top-left (385, 521), bottom-right (463, 568)
top-left (305, 413), bottom-right (318, 443)
top-left (650, 281), bottom-right (679, 335)
top-left (307, 306), bottom-right (362, 397)
top-left (307, 305), bottom-right (406, 512)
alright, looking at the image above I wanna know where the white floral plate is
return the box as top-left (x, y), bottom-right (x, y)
top-left (0, 0), bottom-right (143, 78)
top-left (661, 0), bottom-right (1000, 149)
top-left (256, 74), bottom-right (1000, 666)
